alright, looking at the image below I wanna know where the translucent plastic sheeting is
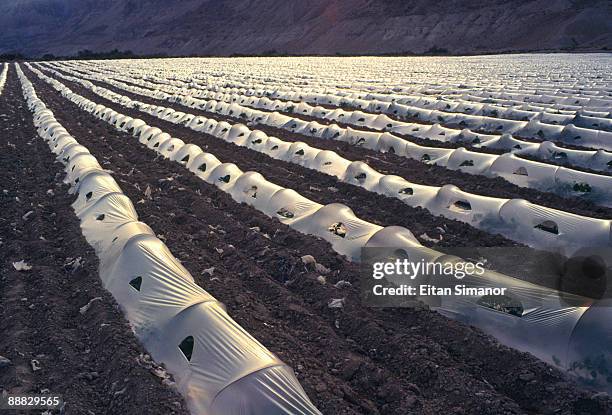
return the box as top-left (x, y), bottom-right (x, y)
top-left (377, 249), bottom-right (611, 384)
top-left (59, 64), bottom-right (612, 205)
top-left (34, 66), bottom-right (435, 263)
top-left (27, 64), bottom-right (612, 388)
top-left (293, 203), bottom-right (387, 261)
top-left (71, 171), bottom-right (123, 215)
top-left (32, 64), bottom-right (612, 257)
top-left (58, 143), bottom-right (91, 163)
top-left (17, 65), bottom-right (322, 415)
top-left (428, 257), bottom-right (592, 368)
top-left (75, 57), bottom-right (612, 117)
top-left (100, 235), bottom-right (312, 411)
top-left (77, 192), bottom-right (139, 252)
top-left (497, 200), bottom-right (612, 254)
top-left (0, 63), bottom-right (8, 95)
top-left (103, 69), bottom-right (612, 171)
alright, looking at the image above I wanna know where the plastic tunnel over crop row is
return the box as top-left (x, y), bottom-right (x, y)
top-left (16, 64), bottom-right (322, 415)
top-left (60, 58), bottom-right (612, 146)
top-left (75, 61), bottom-right (612, 169)
top-left (32, 64), bottom-right (612, 258)
top-left (0, 63), bottom-right (8, 95)
top-left (45, 62), bottom-right (612, 199)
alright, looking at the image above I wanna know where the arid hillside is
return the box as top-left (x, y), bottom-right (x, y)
top-left (0, 0), bottom-right (610, 57)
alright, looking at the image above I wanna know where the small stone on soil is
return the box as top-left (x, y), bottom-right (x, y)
top-left (79, 297), bottom-right (103, 314)
top-left (12, 260), bottom-right (32, 271)
top-left (518, 371), bottom-right (535, 382)
top-left (301, 255), bottom-right (316, 265)
top-left (328, 298), bottom-right (345, 308)
top-left (31, 359), bottom-right (41, 371)
top-left (315, 263), bottom-right (331, 275)
top-left (0, 356), bottom-right (12, 369)
top-left (334, 280), bottom-right (352, 289)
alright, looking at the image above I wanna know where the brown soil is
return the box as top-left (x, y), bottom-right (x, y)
top-left (0, 66), bottom-right (189, 415)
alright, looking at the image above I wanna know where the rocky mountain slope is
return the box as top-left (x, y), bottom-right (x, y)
top-left (1, 0), bottom-right (610, 57)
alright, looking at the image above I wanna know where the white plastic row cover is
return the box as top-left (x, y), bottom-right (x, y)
top-left (174, 67), bottom-right (612, 121)
top-left (36, 65), bottom-right (612, 256)
top-left (165, 75), bottom-right (612, 149)
top-left (184, 67), bottom-right (612, 112)
top-left (0, 63), bottom-right (8, 95)
top-left (196, 88), bottom-right (612, 173)
top-left (61, 64), bottom-right (612, 174)
top-left (119, 67), bottom-right (611, 142)
top-left (17, 64), bottom-right (321, 415)
top-left (31, 61), bottom-right (612, 378)
top-left (52, 64), bottom-right (612, 204)
top-left (334, 90), bottom-right (611, 128)
top-left (134, 77), bottom-right (612, 171)
top-left (28, 64), bottom-right (426, 263)
top-left (91, 61), bottom-right (609, 115)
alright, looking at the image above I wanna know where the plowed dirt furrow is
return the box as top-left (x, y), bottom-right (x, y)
top-left (0, 63), bottom-right (189, 415)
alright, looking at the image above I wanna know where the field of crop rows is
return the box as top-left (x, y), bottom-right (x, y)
top-left (1, 55), bottom-right (611, 414)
